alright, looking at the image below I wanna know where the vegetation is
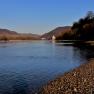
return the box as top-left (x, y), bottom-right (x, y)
top-left (0, 34), bottom-right (40, 41)
top-left (1, 11), bottom-right (94, 41)
top-left (41, 26), bottom-right (71, 40)
top-left (57, 11), bottom-right (94, 40)
top-left (0, 29), bottom-right (40, 41)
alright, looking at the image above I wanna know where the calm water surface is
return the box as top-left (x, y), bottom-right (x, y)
top-left (0, 41), bottom-right (94, 94)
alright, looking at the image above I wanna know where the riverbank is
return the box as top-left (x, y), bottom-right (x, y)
top-left (0, 40), bottom-right (41, 43)
top-left (40, 59), bottom-right (94, 94)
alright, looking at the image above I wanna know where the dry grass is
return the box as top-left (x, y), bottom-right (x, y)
top-left (0, 34), bottom-right (40, 40)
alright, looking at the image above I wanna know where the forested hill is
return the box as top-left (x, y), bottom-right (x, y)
top-left (57, 11), bottom-right (94, 40)
top-left (41, 26), bottom-right (71, 40)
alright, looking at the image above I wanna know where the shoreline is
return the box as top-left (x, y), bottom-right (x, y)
top-left (0, 40), bottom-right (42, 43)
top-left (40, 59), bottom-right (94, 94)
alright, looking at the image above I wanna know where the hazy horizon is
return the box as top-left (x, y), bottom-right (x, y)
top-left (0, 0), bottom-right (94, 34)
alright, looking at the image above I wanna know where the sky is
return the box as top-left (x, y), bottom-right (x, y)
top-left (0, 0), bottom-right (94, 34)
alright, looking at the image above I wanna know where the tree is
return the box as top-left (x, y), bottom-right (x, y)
top-left (86, 11), bottom-right (94, 20)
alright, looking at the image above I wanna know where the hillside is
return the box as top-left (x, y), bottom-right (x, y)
top-left (0, 29), bottom-right (18, 35)
top-left (57, 11), bottom-right (94, 40)
top-left (41, 26), bottom-right (71, 40)
top-left (0, 28), bottom-right (40, 40)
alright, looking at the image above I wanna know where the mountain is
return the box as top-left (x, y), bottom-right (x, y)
top-left (41, 26), bottom-right (71, 40)
top-left (0, 29), bottom-right (18, 35)
top-left (18, 33), bottom-right (40, 40)
top-left (0, 28), bottom-right (40, 40)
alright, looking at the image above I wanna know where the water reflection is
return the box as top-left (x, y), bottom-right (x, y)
top-left (73, 45), bottom-right (94, 61)
top-left (56, 41), bottom-right (94, 61)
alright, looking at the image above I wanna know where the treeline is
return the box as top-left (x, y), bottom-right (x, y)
top-left (57, 11), bottom-right (94, 40)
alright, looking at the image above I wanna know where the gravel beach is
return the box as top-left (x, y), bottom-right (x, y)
top-left (40, 59), bottom-right (94, 94)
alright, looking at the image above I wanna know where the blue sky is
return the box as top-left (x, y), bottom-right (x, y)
top-left (0, 0), bottom-right (94, 34)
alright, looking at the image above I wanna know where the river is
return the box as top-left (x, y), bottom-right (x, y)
top-left (0, 41), bottom-right (94, 94)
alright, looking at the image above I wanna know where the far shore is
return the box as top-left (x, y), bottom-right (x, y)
top-left (40, 59), bottom-right (94, 94)
top-left (0, 40), bottom-right (94, 47)
top-left (0, 39), bottom-right (41, 43)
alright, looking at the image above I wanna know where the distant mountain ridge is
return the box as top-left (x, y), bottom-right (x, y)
top-left (0, 26), bottom-right (71, 40)
top-left (41, 26), bottom-right (71, 40)
top-left (0, 29), bottom-right (18, 35)
top-left (0, 28), bottom-right (40, 40)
